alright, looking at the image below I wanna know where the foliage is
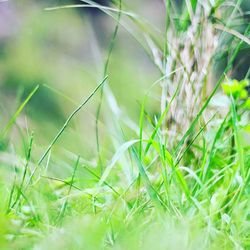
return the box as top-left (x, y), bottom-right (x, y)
top-left (0, 0), bottom-right (250, 249)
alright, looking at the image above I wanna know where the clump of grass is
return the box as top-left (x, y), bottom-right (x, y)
top-left (0, 0), bottom-right (250, 249)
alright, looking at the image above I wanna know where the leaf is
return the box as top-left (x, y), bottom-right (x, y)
top-left (98, 139), bottom-right (139, 186)
top-left (38, 76), bottom-right (107, 166)
top-left (1, 85), bottom-right (39, 138)
top-left (131, 147), bottom-right (165, 211)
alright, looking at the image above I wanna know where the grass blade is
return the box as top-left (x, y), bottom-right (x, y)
top-left (1, 85), bottom-right (39, 138)
top-left (38, 76), bottom-right (107, 166)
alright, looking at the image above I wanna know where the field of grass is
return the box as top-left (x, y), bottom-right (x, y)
top-left (0, 0), bottom-right (250, 249)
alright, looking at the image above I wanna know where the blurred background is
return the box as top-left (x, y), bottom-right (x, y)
top-left (0, 0), bottom-right (249, 174)
top-left (0, 0), bottom-right (168, 162)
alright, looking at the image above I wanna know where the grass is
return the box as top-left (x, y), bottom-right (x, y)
top-left (0, 0), bottom-right (250, 249)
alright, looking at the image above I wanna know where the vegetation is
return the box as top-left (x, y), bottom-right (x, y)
top-left (0, 0), bottom-right (250, 249)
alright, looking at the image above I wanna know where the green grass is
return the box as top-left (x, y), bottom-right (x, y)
top-left (0, 0), bottom-right (250, 249)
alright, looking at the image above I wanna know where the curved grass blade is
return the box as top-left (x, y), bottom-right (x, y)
top-left (98, 139), bottom-right (139, 186)
top-left (38, 76), bottom-right (107, 166)
top-left (95, 0), bottom-right (122, 169)
top-left (1, 85), bottom-right (39, 138)
top-left (131, 146), bottom-right (165, 211)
